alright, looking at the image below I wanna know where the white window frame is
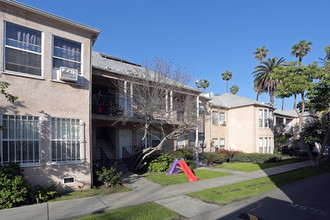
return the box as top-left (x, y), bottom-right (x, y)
top-left (259, 109), bottom-right (263, 128)
top-left (212, 111), bottom-right (219, 125)
top-left (51, 35), bottom-right (83, 83)
top-left (259, 109), bottom-right (270, 128)
top-left (220, 112), bottom-right (226, 125)
top-left (219, 138), bottom-right (225, 149)
top-left (4, 21), bottom-right (43, 79)
top-left (0, 115), bottom-right (41, 166)
top-left (259, 137), bottom-right (263, 153)
top-left (50, 117), bottom-right (82, 164)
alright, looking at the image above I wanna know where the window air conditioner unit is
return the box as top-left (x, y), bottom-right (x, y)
top-left (220, 121), bottom-right (226, 125)
top-left (59, 66), bottom-right (78, 82)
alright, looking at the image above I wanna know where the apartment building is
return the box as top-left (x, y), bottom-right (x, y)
top-left (0, 0), bottom-right (100, 190)
top-left (91, 51), bottom-right (201, 163)
top-left (201, 93), bottom-right (275, 154)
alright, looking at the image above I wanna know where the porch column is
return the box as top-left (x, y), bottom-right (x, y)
top-left (283, 117), bottom-right (287, 126)
top-left (124, 81), bottom-right (127, 116)
top-left (170, 90), bottom-right (173, 119)
top-left (130, 82), bottom-right (133, 116)
top-left (195, 95), bottom-right (199, 163)
top-left (165, 90), bottom-right (168, 118)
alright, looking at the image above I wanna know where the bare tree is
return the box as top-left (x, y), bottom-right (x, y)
top-left (112, 58), bottom-right (200, 171)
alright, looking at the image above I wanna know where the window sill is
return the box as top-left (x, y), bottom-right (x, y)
top-left (3, 71), bottom-right (44, 80)
top-left (20, 163), bottom-right (42, 168)
top-left (49, 161), bottom-right (83, 166)
top-left (50, 79), bottom-right (84, 87)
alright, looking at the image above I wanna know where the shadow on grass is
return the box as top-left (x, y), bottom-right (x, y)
top-left (217, 160), bottom-right (330, 220)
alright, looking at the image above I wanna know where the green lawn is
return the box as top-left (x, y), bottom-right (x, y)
top-left (75, 202), bottom-right (180, 220)
top-left (214, 158), bottom-right (307, 172)
top-left (49, 186), bottom-right (131, 202)
top-left (188, 162), bottom-right (330, 206)
top-left (142, 169), bottom-right (230, 186)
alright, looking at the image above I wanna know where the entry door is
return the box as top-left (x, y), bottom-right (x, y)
top-left (119, 129), bottom-right (132, 159)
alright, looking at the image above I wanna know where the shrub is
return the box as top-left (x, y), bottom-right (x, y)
top-left (0, 163), bottom-right (29, 209)
top-left (172, 148), bottom-right (194, 160)
top-left (34, 182), bottom-right (57, 203)
top-left (147, 153), bottom-right (174, 172)
top-left (95, 163), bottom-right (122, 187)
top-left (232, 153), bottom-right (281, 163)
top-left (216, 149), bottom-right (242, 162)
top-left (199, 152), bottom-right (226, 165)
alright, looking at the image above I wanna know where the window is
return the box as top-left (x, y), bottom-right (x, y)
top-left (220, 112), bottom-right (226, 124)
top-left (220, 138), bottom-right (225, 149)
top-left (264, 110), bottom-right (269, 127)
top-left (4, 22), bottom-right (42, 76)
top-left (259, 137), bottom-right (272, 154)
top-left (212, 111), bottom-right (219, 125)
top-left (198, 133), bottom-right (205, 148)
top-left (259, 138), bottom-right (263, 153)
top-left (259, 110), bottom-right (263, 127)
top-left (264, 137), bottom-right (268, 154)
top-left (53, 36), bottom-right (81, 72)
top-left (188, 133), bottom-right (195, 148)
top-left (199, 103), bottom-right (205, 115)
top-left (137, 130), bottom-right (148, 149)
top-left (51, 118), bottom-right (81, 163)
top-left (151, 132), bottom-right (162, 148)
top-left (259, 109), bottom-right (269, 128)
top-left (177, 136), bottom-right (185, 149)
top-left (0, 115), bottom-right (40, 165)
top-left (212, 138), bottom-right (218, 152)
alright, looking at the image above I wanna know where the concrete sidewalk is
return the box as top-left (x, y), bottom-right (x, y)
top-left (0, 160), bottom-right (313, 220)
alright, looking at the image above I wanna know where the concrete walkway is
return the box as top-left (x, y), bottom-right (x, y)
top-left (0, 160), bottom-right (314, 220)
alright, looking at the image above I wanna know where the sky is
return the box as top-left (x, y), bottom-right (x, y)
top-left (17, 0), bottom-right (330, 110)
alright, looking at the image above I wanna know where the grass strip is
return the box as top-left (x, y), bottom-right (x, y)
top-left (75, 202), bottom-right (180, 220)
top-left (143, 169), bottom-right (230, 186)
top-left (214, 158), bottom-right (307, 172)
top-left (49, 186), bottom-right (131, 202)
top-left (188, 162), bottom-right (330, 206)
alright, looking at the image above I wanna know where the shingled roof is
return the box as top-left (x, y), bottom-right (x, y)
top-left (92, 51), bottom-right (200, 93)
top-left (204, 92), bottom-right (273, 109)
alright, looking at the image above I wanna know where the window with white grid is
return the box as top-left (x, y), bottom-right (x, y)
top-left (0, 115), bottom-right (41, 166)
top-left (51, 118), bottom-right (81, 163)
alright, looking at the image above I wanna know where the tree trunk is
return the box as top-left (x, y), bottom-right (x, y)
top-left (269, 90), bottom-right (275, 106)
top-left (226, 81), bottom-right (229, 93)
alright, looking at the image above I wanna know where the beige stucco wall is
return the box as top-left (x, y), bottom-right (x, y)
top-left (203, 104), bottom-right (274, 154)
top-left (0, 4), bottom-right (95, 191)
top-left (204, 105), bottom-right (228, 152)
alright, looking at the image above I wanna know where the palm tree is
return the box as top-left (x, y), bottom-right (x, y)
top-left (252, 57), bottom-right (285, 105)
top-left (221, 70), bottom-right (232, 93)
top-left (195, 79), bottom-right (209, 93)
top-left (230, 85), bottom-right (239, 95)
top-left (291, 40), bottom-right (312, 63)
top-left (253, 46), bottom-right (269, 63)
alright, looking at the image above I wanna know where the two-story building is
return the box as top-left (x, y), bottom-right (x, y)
top-left (201, 93), bottom-right (275, 154)
top-left (0, 0), bottom-right (100, 190)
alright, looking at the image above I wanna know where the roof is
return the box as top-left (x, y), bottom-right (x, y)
top-left (92, 51), bottom-right (200, 93)
top-left (1, 0), bottom-right (100, 43)
top-left (274, 109), bottom-right (310, 118)
top-left (205, 92), bottom-right (273, 109)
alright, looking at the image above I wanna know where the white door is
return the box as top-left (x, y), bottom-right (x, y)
top-left (119, 129), bottom-right (132, 159)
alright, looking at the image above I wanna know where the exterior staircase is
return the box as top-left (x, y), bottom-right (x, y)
top-left (95, 139), bottom-right (115, 161)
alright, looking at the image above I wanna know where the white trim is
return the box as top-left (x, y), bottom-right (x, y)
top-left (3, 71), bottom-right (45, 80)
top-left (4, 21), bottom-right (43, 77)
top-left (62, 176), bottom-right (76, 185)
top-left (50, 117), bottom-right (82, 163)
